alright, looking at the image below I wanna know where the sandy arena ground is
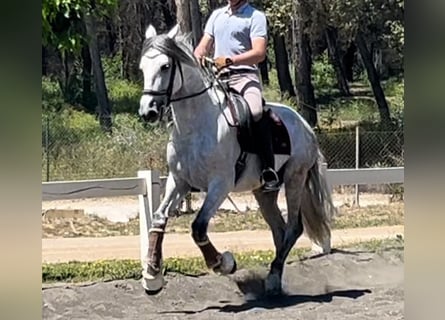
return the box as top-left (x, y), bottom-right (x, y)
top-left (43, 245), bottom-right (404, 319)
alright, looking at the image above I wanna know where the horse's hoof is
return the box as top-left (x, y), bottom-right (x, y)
top-left (144, 287), bottom-right (163, 296)
top-left (311, 238), bottom-right (331, 255)
top-left (214, 251), bottom-right (237, 275)
top-left (141, 269), bottom-right (164, 294)
top-left (264, 273), bottom-right (282, 296)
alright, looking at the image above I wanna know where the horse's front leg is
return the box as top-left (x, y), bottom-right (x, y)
top-left (142, 173), bottom-right (190, 293)
top-left (191, 178), bottom-right (237, 275)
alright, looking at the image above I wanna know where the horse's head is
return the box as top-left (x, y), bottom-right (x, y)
top-left (139, 24), bottom-right (196, 123)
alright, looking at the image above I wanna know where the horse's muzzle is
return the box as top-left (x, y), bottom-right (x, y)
top-left (139, 96), bottom-right (165, 123)
top-left (141, 110), bottom-right (159, 123)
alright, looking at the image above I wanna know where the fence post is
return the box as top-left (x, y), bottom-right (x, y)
top-left (354, 125), bottom-right (360, 206)
top-left (45, 116), bottom-right (50, 182)
top-left (137, 170), bottom-right (161, 267)
top-left (185, 193), bottom-right (192, 212)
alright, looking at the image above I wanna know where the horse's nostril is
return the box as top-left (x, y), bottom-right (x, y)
top-left (142, 110), bottom-right (158, 122)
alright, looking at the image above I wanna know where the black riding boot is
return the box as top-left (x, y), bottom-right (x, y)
top-left (254, 115), bottom-right (280, 192)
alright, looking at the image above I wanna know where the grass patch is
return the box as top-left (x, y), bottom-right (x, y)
top-left (344, 234), bottom-right (404, 257)
top-left (42, 237), bottom-right (403, 284)
top-left (42, 259), bottom-right (142, 283)
top-left (332, 203), bottom-right (404, 229)
top-left (42, 248), bottom-right (309, 284)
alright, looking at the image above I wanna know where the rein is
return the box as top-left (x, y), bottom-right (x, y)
top-left (171, 83), bottom-right (213, 102)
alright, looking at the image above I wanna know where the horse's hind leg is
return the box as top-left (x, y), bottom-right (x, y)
top-left (252, 189), bottom-right (285, 256)
top-left (265, 167), bottom-right (307, 295)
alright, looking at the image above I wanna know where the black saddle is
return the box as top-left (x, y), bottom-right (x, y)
top-left (224, 91), bottom-right (291, 156)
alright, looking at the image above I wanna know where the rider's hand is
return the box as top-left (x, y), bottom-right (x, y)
top-left (214, 56), bottom-right (234, 71)
top-left (193, 48), bottom-right (207, 67)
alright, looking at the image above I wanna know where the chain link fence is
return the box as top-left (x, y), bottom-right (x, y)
top-left (41, 114), bottom-right (170, 182)
top-left (42, 117), bottom-right (404, 182)
top-left (317, 127), bottom-right (404, 169)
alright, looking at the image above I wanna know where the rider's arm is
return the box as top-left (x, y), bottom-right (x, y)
top-left (231, 37), bottom-right (267, 66)
top-left (194, 9), bottom-right (220, 60)
top-left (194, 33), bottom-right (214, 60)
top-left (231, 11), bottom-right (268, 66)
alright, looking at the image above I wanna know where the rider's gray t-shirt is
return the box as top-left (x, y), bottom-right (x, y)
top-left (204, 3), bottom-right (267, 71)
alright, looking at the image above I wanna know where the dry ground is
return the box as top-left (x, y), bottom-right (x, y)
top-left (42, 192), bottom-right (403, 238)
top-left (43, 243), bottom-right (404, 320)
top-left (42, 192), bottom-right (404, 319)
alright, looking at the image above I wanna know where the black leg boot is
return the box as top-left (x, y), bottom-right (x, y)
top-left (254, 116), bottom-right (280, 192)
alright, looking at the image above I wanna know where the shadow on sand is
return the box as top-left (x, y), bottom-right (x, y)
top-left (158, 288), bottom-right (371, 315)
top-left (158, 248), bottom-right (376, 315)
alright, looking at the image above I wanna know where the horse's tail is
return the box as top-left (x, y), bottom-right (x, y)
top-left (301, 149), bottom-right (337, 249)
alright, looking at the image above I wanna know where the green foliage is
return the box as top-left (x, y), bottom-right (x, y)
top-left (102, 53), bottom-right (122, 79)
top-left (42, 109), bottom-right (169, 180)
top-left (320, 0), bottom-right (404, 67)
top-left (333, 99), bottom-right (378, 122)
top-left (107, 79), bottom-right (141, 114)
top-left (102, 54), bottom-right (141, 114)
top-left (42, 76), bottom-right (404, 181)
top-left (262, 69), bottom-right (298, 109)
top-left (42, 76), bottom-right (66, 112)
top-left (43, 72), bottom-right (142, 115)
top-left (312, 53), bottom-right (336, 91)
top-left (42, 0), bottom-right (118, 52)
top-left (262, 0), bottom-right (293, 35)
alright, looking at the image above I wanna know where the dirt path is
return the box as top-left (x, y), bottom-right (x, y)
top-left (42, 192), bottom-right (395, 223)
top-left (42, 245), bottom-right (404, 319)
top-left (42, 225), bottom-right (403, 263)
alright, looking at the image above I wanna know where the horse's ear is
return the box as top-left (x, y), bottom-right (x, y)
top-left (167, 24), bottom-right (180, 39)
top-left (145, 25), bottom-right (157, 39)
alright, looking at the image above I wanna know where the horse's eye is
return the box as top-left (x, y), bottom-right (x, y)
top-left (161, 64), bottom-right (170, 71)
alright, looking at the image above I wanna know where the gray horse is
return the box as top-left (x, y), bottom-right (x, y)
top-left (138, 24), bottom-right (335, 295)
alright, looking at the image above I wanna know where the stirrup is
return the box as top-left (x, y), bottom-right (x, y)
top-left (261, 168), bottom-right (280, 192)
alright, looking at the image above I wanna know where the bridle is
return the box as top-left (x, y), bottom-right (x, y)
top-left (142, 58), bottom-right (213, 107)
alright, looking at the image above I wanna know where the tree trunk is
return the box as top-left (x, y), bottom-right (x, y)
top-left (42, 46), bottom-right (48, 76)
top-left (294, 1), bottom-right (317, 127)
top-left (355, 32), bottom-right (391, 127)
top-left (162, 0), bottom-right (177, 29)
top-left (105, 17), bottom-right (117, 55)
top-left (81, 44), bottom-right (94, 112)
top-left (372, 47), bottom-right (388, 80)
top-left (119, 0), bottom-right (146, 82)
top-left (175, 0), bottom-right (192, 33)
top-left (272, 33), bottom-right (295, 97)
top-left (208, 0), bottom-right (221, 11)
top-left (325, 27), bottom-right (350, 96)
top-left (58, 50), bottom-right (71, 103)
top-left (258, 58), bottom-right (269, 86)
top-left (342, 43), bottom-right (355, 82)
top-left (84, 5), bottom-right (112, 133)
top-left (190, 0), bottom-right (202, 46)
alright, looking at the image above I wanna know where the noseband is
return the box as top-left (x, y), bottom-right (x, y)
top-left (142, 58), bottom-right (213, 105)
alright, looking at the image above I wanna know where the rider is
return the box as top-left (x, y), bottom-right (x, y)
top-left (194, 0), bottom-right (280, 192)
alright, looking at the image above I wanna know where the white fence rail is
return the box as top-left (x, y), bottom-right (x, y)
top-left (42, 166), bottom-right (404, 265)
